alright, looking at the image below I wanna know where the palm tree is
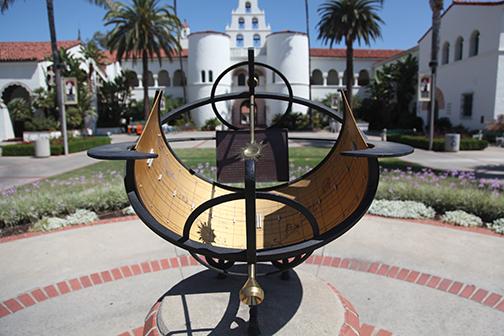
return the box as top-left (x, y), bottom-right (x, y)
top-left (105, 0), bottom-right (181, 119)
top-left (1, 0), bottom-right (112, 154)
top-left (317, 0), bottom-right (383, 108)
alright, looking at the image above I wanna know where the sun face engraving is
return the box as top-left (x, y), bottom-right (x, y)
top-left (197, 221), bottom-right (216, 244)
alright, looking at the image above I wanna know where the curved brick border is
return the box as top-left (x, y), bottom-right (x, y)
top-left (0, 216), bottom-right (139, 244)
top-left (305, 255), bottom-right (504, 313)
top-left (326, 282), bottom-right (361, 336)
top-left (2, 214), bottom-right (501, 245)
top-left (1, 253), bottom-right (503, 323)
top-left (0, 255), bottom-right (198, 319)
top-left (119, 282), bottom-right (392, 336)
top-left (367, 214), bottom-right (503, 238)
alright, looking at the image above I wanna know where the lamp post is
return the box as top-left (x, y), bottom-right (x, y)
top-left (428, 0), bottom-right (443, 151)
top-left (305, 0), bottom-right (313, 129)
top-left (47, 0), bottom-right (68, 155)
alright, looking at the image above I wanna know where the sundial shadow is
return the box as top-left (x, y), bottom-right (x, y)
top-left (157, 264), bottom-right (302, 335)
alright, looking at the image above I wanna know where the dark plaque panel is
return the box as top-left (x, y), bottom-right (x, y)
top-left (216, 129), bottom-right (289, 183)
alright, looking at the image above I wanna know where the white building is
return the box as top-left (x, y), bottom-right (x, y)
top-left (0, 0), bottom-right (402, 136)
top-left (417, 0), bottom-right (504, 130)
top-left (111, 0), bottom-right (401, 127)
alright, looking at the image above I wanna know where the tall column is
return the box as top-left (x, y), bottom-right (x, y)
top-left (153, 74), bottom-right (159, 88)
top-left (354, 74), bottom-right (359, 87)
top-left (137, 75), bottom-right (143, 88)
top-left (323, 73), bottom-right (328, 86)
top-left (338, 74), bottom-right (344, 87)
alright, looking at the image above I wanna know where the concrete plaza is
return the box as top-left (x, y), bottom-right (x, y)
top-left (0, 216), bottom-right (502, 335)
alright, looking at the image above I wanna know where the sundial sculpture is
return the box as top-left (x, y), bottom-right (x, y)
top-left (88, 49), bottom-right (412, 334)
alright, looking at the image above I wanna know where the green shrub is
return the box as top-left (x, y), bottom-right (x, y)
top-left (24, 116), bottom-right (59, 131)
top-left (272, 112), bottom-right (309, 130)
top-left (369, 200), bottom-right (436, 219)
top-left (488, 218), bottom-right (504, 234)
top-left (201, 118), bottom-right (220, 131)
top-left (441, 210), bottom-right (483, 227)
top-left (388, 135), bottom-right (488, 151)
top-left (377, 178), bottom-right (504, 223)
top-left (1, 136), bottom-right (111, 156)
top-left (7, 98), bottom-right (31, 122)
top-left (65, 107), bottom-right (83, 129)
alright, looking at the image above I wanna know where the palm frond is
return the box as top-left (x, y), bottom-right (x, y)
top-left (1, 0), bottom-right (17, 14)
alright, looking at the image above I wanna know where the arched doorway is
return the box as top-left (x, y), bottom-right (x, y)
top-left (1, 83), bottom-right (32, 138)
top-left (231, 99), bottom-right (266, 127)
top-left (1, 83), bottom-right (31, 105)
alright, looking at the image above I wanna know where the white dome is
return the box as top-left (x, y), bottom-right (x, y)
top-left (188, 32), bottom-right (232, 127)
top-left (266, 31), bottom-right (310, 121)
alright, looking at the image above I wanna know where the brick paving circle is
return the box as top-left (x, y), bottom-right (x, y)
top-left (1, 252), bottom-right (503, 335)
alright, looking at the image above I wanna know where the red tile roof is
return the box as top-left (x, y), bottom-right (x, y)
top-left (0, 40), bottom-right (81, 62)
top-left (310, 48), bottom-right (403, 59)
top-left (104, 49), bottom-right (188, 63)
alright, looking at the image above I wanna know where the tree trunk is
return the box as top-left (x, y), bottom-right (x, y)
top-left (345, 39), bottom-right (354, 109)
top-left (174, 0), bottom-right (188, 121)
top-left (46, 0), bottom-right (68, 155)
top-left (142, 50), bottom-right (150, 120)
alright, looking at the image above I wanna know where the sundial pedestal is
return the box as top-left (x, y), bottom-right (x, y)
top-left (143, 269), bottom-right (355, 336)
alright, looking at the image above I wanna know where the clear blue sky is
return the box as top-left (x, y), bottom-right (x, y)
top-left (0, 0), bottom-right (433, 50)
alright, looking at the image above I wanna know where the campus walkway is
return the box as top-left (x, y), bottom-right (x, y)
top-left (1, 131), bottom-right (504, 191)
top-left (0, 216), bottom-right (502, 335)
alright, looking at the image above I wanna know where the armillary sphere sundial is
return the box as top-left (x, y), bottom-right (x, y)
top-left (88, 49), bottom-right (413, 335)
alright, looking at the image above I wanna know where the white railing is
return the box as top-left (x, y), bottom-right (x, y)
top-left (230, 48), bottom-right (265, 58)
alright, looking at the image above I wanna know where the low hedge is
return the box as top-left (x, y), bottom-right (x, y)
top-left (1, 136), bottom-right (111, 156)
top-left (388, 135), bottom-right (488, 151)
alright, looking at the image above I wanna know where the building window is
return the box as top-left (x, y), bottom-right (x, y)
top-left (245, 1), bottom-right (251, 13)
top-left (455, 37), bottom-right (464, 61)
top-left (327, 70), bottom-right (339, 85)
top-left (125, 71), bottom-right (139, 88)
top-left (461, 93), bottom-right (473, 118)
top-left (209, 70), bottom-right (213, 82)
top-left (469, 30), bottom-right (480, 57)
top-left (253, 34), bottom-right (261, 48)
top-left (236, 34), bottom-right (244, 47)
top-left (442, 42), bottom-right (450, 65)
top-left (173, 70), bottom-right (186, 87)
top-left (238, 73), bottom-right (246, 86)
top-left (252, 17), bottom-right (259, 29)
top-left (158, 70), bottom-right (170, 87)
top-left (238, 17), bottom-right (245, 29)
top-left (201, 70), bottom-right (206, 83)
top-left (311, 69), bottom-right (323, 85)
top-left (358, 69), bottom-right (370, 86)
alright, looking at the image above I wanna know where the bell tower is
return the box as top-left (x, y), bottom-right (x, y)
top-left (225, 0), bottom-right (271, 49)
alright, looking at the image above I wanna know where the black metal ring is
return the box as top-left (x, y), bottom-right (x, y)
top-left (210, 61), bottom-right (294, 130)
top-left (181, 191), bottom-right (319, 242)
top-left (190, 252), bottom-right (310, 277)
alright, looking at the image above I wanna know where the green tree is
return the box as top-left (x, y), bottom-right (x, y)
top-left (1, 0), bottom-right (113, 152)
top-left (105, 0), bottom-right (181, 119)
top-left (359, 55), bottom-right (421, 131)
top-left (97, 71), bottom-right (133, 127)
top-left (317, 0), bottom-right (383, 108)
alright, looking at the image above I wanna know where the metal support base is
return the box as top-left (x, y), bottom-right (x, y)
top-left (216, 272), bottom-right (227, 280)
top-left (280, 270), bottom-right (291, 281)
top-left (248, 305), bottom-right (260, 336)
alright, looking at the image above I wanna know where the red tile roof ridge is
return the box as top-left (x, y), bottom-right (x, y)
top-left (310, 48), bottom-right (403, 59)
top-left (0, 40), bottom-right (81, 62)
